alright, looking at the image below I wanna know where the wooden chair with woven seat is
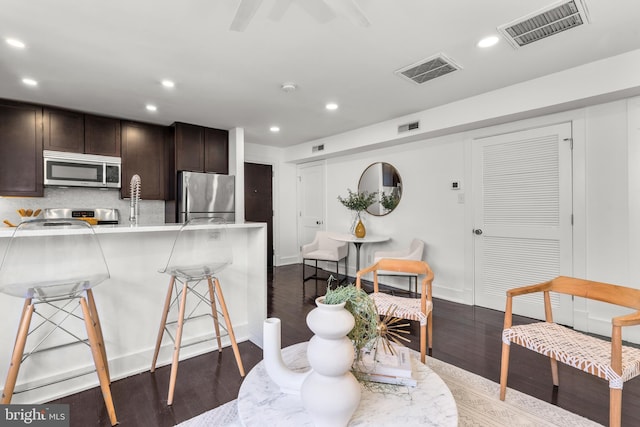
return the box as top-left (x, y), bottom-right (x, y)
top-left (373, 239), bottom-right (425, 295)
top-left (500, 276), bottom-right (640, 427)
top-left (356, 259), bottom-right (434, 363)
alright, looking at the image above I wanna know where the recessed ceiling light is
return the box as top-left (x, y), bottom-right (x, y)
top-left (146, 104), bottom-right (157, 112)
top-left (6, 38), bottom-right (25, 49)
top-left (477, 35), bottom-right (500, 48)
top-left (270, 126), bottom-right (280, 133)
top-left (161, 79), bottom-right (175, 88)
top-left (280, 83), bottom-right (297, 92)
top-left (22, 78), bottom-right (37, 86)
top-left (325, 102), bottom-right (338, 111)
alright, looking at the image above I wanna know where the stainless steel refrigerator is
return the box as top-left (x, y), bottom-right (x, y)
top-left (178, 171), bottom-right (235, 223)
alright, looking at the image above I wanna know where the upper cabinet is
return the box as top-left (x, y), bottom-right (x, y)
top-left (174, 122), bottom-right (229, 174)
top-left (43, 108), bottom-right (121, 156)
top-left (175, 122), bottom-right (204, 172)
top-left (204, 127), bottom-right (229, 174)
top-left (0, 100), bottom-right (43, 197)
top-left (43, 108), bottom-right (84, 153)
top-left (121, 121), bottom-right (166, 200)
top-left (84, 114), bottom-right (121, 156)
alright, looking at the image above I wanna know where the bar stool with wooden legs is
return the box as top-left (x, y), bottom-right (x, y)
top-left (150, 217), bottom-right (245, 405)
top-left (0, 219), bottom-right (118, 425)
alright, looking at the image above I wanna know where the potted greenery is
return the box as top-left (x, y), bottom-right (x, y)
top-left (323, 281), bottom-right (378, 360)
top-left (337, 189), bottom-right (377, 237)
top-left (380, 191), bottom-right (400, 212)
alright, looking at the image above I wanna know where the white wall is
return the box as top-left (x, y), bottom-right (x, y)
top-left (244, 50), bottom-right (640, 343)
top-left (323, 136), bottom-right (467, 300)
top-left (248, 96), bottom-right (640, 343)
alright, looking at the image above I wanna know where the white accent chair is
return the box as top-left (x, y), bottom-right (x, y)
top-left (373, 239), bottom-right (425, 295)
top-left (302, 231), bottom-right (348, 298)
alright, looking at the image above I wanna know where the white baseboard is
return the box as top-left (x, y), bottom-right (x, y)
top-left (277, 255), bottom-right (299, 266)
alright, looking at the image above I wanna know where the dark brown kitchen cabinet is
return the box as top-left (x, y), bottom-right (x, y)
top-left (204, 127), bottom-right (229, 174)
top-left (43, 108), bottom-right (120, 156)
top-left (84, 114), bottom-right (121, 156)
top-left (0, 101), bottom-right (43, 196)
top-left (43, 108), bottom-right (84, 153)
top-left (121, 121), bottom-right (166, 200)
top-left (174, 122), bottom-right (228, 174)
top-left (175, 122), bottom-right (204, 172)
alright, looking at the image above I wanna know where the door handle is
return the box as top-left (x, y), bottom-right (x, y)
top-left (316, 220), bottom-right (322, 225)
top-left (473, 229), bottom-right (483, 235)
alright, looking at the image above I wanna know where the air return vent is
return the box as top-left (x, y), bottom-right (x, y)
top-left (398, 121), bottom-right (420, 133)
top-left (396, 53), bottom-right (461, 85)
top-left (498, 0), bottom-right (590, 48)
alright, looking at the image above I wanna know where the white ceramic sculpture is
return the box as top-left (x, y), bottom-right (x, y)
top-left (262, 317), bottom-right (311, 394)
top-left (262, 297), bottom-right (361, 426)
top-left (300, 297), bottom-right (361, 427)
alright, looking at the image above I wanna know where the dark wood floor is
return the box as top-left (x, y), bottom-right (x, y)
top-left (50, 264), bottom-right (640, 426)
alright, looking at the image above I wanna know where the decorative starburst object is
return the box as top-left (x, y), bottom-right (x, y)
top-left (375, 305), bottom-right (411, 355)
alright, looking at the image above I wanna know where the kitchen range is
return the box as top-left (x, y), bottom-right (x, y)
top-left (43, 208), bottom-right (120, 225)
top-left (3, 208), bottom-right (120, 227)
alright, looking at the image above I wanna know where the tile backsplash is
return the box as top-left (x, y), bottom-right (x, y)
top-left (0, 187), bottom-right (165, 226)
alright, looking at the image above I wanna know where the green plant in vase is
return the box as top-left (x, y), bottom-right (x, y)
top-left (337, 189), bottom-right (377, 237)
top-left (380, 191), bottom-right (400, 212)
top-left (324, 283), bottom-right (378, 360)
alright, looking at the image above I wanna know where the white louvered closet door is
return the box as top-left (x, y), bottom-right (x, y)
top-left (472, 123), bottom-right (573, 325)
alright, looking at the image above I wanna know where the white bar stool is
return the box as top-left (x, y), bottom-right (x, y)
top-left (150, 217), bottom-right (245, 405)
top-left (0, 219), bottom-right (118, 425)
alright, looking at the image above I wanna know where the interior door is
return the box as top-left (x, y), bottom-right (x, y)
top-left (245, 162), bottom-right (274, 269)
top-left (297, 161), bottom-right (325, 255)
top-left (472, 123), bottom-right (573, 325)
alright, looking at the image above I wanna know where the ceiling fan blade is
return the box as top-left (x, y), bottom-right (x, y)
top-left (268, 0), bottom-right (294, 22)
top-left (322, 0), bottom-right (370, 27)
top-left (298, 0), bottom-right (336, 24)
top-left (230, 0), bottom-right (263, 32)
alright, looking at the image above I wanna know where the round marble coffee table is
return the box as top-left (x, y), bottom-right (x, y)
top-left (237, 342), bottom-right (458, 426)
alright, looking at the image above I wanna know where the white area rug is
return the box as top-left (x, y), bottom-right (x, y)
top-left (176, 357), bottom-right (603, 427)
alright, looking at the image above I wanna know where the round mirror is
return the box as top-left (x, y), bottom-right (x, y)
top-left (358, 162), bottom-right (402, 216)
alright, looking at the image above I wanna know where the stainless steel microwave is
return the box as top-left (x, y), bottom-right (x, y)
top-left (43, 150), bottom-right (121, 188)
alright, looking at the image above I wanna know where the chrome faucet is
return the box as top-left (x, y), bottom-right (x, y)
top-left (129, 174), bottom-right (141, 225)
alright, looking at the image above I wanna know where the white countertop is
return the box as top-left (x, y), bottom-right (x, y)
top-left (0, 222), bottom-right (265, 237)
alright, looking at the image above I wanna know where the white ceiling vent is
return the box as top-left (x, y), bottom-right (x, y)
top-left (398, 121), bottom-right (420, 133)
top-left (498, 0), bottom-right (591, 48)
top-left (396, 53), bottom-right (461, 85)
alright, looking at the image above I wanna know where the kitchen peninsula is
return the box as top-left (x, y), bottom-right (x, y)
top-left (0, 222), bottom-right (267, 404)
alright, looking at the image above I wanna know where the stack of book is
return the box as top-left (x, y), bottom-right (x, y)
top-left (355, 343), bottom-right (416, 387)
